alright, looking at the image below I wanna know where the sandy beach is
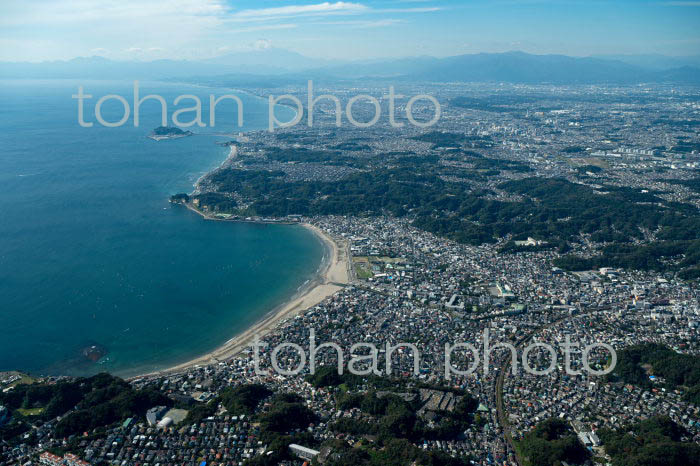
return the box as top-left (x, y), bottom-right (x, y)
top-left (134, 140), bottom-right (350, 379)
top-left (133, 219), bottom-right (350, 379)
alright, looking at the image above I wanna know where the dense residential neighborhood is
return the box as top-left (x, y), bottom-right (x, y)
top-left (3, 81), bottom-right (700, 466)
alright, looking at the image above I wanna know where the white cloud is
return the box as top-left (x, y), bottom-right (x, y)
top-left (0, 0), bottom-right (230, 60)
top-left (0, 0), bottom-right (438, 61)
top-left (229, 2), bottom-right (368, 21)
top-left (254, 39), bottom-right (272, 50)
top-left (224, 2), bottom-right (438, 23)
top-left (0, 0), bottom-right (229, 26)
top-left (232, 24), bottom-right (298, 33)
top-left (378, 7), bottom-right (442, 13)
top-left (318, 18), bottom-right (405, 28)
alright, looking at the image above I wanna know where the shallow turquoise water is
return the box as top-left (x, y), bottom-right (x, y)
top-left (0, 80), bottom-right (323, 377)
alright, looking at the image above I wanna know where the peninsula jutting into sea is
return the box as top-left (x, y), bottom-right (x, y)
top-left (0, 80), bottom-right (319, 378)
top-left (2, 1), bottom-right (700, 465)
top-left (5, 76), bottom-right (700, 464)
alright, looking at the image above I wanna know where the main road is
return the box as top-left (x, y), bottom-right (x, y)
top-left (494, 306), bottom-right (601, 466)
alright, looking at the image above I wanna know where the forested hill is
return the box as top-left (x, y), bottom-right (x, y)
top-left (599, 416), bottom-right (700, 466)
top-left (193, 155), bottom-right (700, 279)
top-left (0, 373), bottom-right (171, 440)
top-left (608, 343), bottom-right (700, 406)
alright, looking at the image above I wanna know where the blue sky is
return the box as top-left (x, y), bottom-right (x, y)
top-left (2, 0), bottom-right (699, 62)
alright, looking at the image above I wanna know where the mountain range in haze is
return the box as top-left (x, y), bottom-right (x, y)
top-left (2, 49), bottom-right (699, 85)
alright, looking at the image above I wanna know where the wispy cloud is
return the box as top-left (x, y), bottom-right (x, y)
top-left (1, 0), bottom-right (229, 26)
top-left (0, 0), bottom-right (441, 60)
top-left (231, 23), bottom-right (299, 33)
top-left (225, 2), bottom-right (440, 23)
top-left (378, 7), bottom-right (442, 13)
top-left (318, 18), bottom-right (405, 28)
top-left (229, 2), bottom-right (368, 21)
top-left (0, 0), bottom-right (232, 60)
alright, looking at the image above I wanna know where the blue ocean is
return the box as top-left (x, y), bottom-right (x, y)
top-left (0, 79), bottom-right (323, 377)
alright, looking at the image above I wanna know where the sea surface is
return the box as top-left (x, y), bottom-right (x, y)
top-left (0, 79), bottom-right (323, 377)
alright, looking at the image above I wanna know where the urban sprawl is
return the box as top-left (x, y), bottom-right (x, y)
top-left (2, 82), bottom-right (700, 466)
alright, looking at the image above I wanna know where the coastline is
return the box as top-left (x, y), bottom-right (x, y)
top-left (3, 81), bottom-right (313, 380)
top-left (132, 96), bottom-right (318, 379)
top-left (192, 144), bottom-right (237, 192)
top-left (132, 217), bottom-right (349, 379)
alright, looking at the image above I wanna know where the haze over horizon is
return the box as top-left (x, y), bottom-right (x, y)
top-left (3, 0), bottom-right (700, 63)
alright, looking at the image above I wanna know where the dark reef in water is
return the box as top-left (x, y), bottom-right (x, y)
top-left (82, 344), bottom-right (107, 362)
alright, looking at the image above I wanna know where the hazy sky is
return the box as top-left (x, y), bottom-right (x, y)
top-left (2, 0), bottom-right (699, 62)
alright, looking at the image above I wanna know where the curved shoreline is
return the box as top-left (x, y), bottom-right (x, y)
top-left (131, 218), bottom-right (349, 380)
top-left (130, 90), bottom-right (317, 379)
top-left (3, 81), bottom-right (312, 379)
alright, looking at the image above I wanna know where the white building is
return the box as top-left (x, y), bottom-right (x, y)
top-left (289, 444), bottom-right (320, 461)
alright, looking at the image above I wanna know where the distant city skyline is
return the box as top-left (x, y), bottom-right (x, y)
top-left (2, 0), bottom-right (700, 62)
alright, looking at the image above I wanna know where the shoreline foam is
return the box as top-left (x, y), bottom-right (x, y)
top-left (131, 217), bottom-right (349, 380)
top-left (134, 124), bottom-right (349, 379)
